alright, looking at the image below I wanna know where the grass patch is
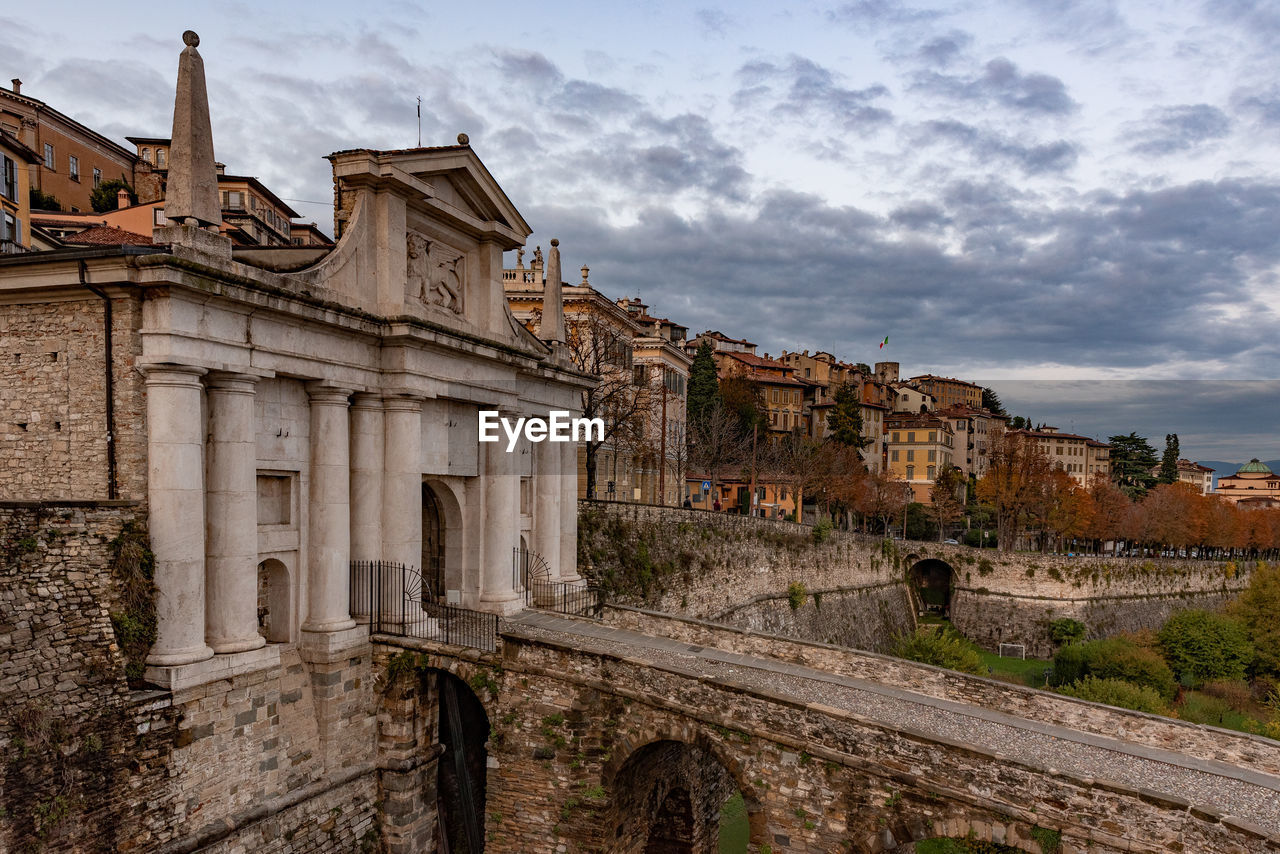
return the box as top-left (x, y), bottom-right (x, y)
top-left (1177, 691), bottom-right (1259, 731)
top-left (977, 649), bottom-right (1052, 688)
top-left (718, 791), bottom-right (748, 853)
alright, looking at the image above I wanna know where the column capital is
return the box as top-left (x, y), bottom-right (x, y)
top-left (381, 392), bottom-right (426, 413)
top-left (205, 371), bottom-right (260, 393)
top-left (140, 363), bottom-right (207, 385)
top-left (305, 382), bottom-right (354, 405)
top-left (350, 391), bottom-right (385, 411)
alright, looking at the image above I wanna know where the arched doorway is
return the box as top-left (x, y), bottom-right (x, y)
top-left (255, 558), bottom-right (291, 643)
top-left (436, 670), bottom-right (489, 854)
top-left (423, 479), bottom-right (465, 601)
top-left (607, 739), bottom-right (749, 853)
top-left (910, 558), bottom-right (954, 616)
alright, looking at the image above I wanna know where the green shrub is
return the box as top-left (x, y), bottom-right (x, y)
top-left (1050, 637), bottom-right (1177, 700)
top-left (1158, 610), bottom-right (1253, 686)
top-left (1056, 676), bottom-right (1169, 715)
top-left (787, 581), bottom-right (807, 611)
top-left (1048, 618), bottom-right (1086, 647)
top-left (812, 518), bottom-right (833, 543)
top-left (893, 627), bottom-right (985, 675)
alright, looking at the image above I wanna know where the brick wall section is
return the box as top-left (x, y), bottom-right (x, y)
top-left (0, 293), bottom-right (147, 501)
top-left (602, 605), bottom-right (1280, 778)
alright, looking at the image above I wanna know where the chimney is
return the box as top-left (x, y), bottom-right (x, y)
top-left (214, 162), bottom-right (226, 175)
top-left (10, 79), bottom-right (20, 95)
top-left (117, 188), bottom-right (130, 209)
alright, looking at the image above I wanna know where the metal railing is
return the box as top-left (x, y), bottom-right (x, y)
top-left (352, 560), bottom-right (498, 652)
top-left (527, 579), bottom-right (604, 618)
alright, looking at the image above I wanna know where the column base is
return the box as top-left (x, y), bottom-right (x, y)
top-left (145, 644), bottom-right (280, 692)
top-left (208, 634), bottom-right (268, 654)
top-left (300, 624), bottom-right (370, 657)
top-left (474, 595), bottom-right (527, 617)
top-left (300, 616), bottom-right (358, 634)
top-left (145, 643), bottom-right (215, 668)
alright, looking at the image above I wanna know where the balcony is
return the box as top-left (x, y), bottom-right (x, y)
top-left (0, 239), bottom-right (28, 255)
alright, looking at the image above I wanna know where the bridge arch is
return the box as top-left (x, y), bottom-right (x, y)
top-left (376, 662), bottom-right (491, 853)
top-left (603, 731), bottom-right (761, 853)
top-left (908, 557), bottom-right (956, 616)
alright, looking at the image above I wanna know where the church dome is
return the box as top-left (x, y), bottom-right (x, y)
top-left (1237, 458), bottom-right (1274, 475)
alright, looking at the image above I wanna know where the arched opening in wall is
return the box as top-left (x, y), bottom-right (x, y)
top-left (910, 558), bottom-right (954, 617)
top-left (422, 480), bottom-right (463, 601)
top-left (435, 670), bottom-right (489, 854)
top-left (607, 739), bottom-right (751, 853)
top-left (256, 558), bottom-right (291, 643)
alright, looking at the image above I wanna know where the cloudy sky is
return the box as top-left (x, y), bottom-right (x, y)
top-left (6, 1), bottom-right (1278, 460)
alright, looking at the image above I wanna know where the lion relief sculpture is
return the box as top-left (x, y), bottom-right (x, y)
top-left (406, 231), bottom-right (464, 315)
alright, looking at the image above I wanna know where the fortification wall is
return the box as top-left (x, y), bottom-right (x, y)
top-left (578, 501), bottom-right (916, 650)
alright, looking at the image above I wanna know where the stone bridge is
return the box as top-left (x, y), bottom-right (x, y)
top-left (372, 605), bottom-right (1280, 854)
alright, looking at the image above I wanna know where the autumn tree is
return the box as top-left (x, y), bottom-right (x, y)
top-left (687, 400), bottom-right (750, 501)
top-left (856, 469), bottom-right (912, 535)
top-left (976, 427), bottom-right (1054, 551)
top-left (928, 466), bottom-right (966, 542)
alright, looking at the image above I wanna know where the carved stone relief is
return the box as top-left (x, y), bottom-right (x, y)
top-left (406, 230), bottom-right (465, 314)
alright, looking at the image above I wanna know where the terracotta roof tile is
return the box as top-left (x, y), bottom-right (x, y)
top-left (62, 226), bottom-right (153, 246)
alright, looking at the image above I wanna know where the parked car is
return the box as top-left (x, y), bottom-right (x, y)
top-left (943, 538), bottom-right (959, 545)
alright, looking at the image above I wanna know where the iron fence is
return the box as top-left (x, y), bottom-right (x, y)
top-left (526, 579), bottom-right (604, 618)
top-left (352, 560), bottom-right (498, 652)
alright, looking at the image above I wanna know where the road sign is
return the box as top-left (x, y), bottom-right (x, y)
top-left (701, 480), bottom-right (710, 491)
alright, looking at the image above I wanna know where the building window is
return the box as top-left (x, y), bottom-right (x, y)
top-left (43, 143), bottom-right (54, 169)
top-left (68, 155), bottom-right (79, 181)
top-left (906, 450), bottom-right (915, 462)
top-left (92, 167), bottom-right (101, 188)
top-left (927, 466), bottom-right (935, 480)
top-left (1, 155), bottom-right (14, 201)
top-left (907, 431), bottom-right (915, 442)
top-left (142, 147), bottom-right (151, 162)
top-left (906, 465), bottom-right (915, 480)
top-left (891, 450), bottom-right (899, 462)
top-left (157, 148), bottom-right (166, 167)
top-left (928, 450), bottom-right (936, 462)
top-left (153, 208), bottom-right (168, 226)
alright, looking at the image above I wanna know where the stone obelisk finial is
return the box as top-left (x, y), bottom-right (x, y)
top-left (164, 31), bottom-right (221, 229)
top-left (542, 238), bottom-right (565, 343)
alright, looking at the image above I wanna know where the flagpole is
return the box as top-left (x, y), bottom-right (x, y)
top-left (417, 96), bottom-right (422, 147)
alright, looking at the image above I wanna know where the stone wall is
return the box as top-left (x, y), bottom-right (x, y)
top-left (578, 502), bottom-right (907, 632)
top-left (391, 625), bottom-right (1278, 854)
top-left (579, 502), bottom-right (1251, 657)
top-left (0, 293), bottom-right (148, 502)
top-left (712, 582), bottom-right (914, 653)
top-left (602, 605), bottom-right (1280, 778)
top-left (0, 500), bottom-right (381, 853)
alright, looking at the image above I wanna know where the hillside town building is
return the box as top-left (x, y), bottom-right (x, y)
top-left (1214, 458), bottom-right (1280, 506)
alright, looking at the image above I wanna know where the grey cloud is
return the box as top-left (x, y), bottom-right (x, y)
top-left (1122, 104), bottom-right (1231, 155)
top-left (912, 57), bottom-right (1077, 115)
top-left (917, 31), bottom-right (972, 67)
top-left (696, 8), bottom-right (732, 38)
top-left (913, 120), bottom-right (1078, 175)
top-left (732, 57), bottom-right (892, 133)
top-left (523, 176), bottom-right (1280, 387)
top-left (827, 1), bottom-right (943, 30)
top-left (1232, 86), bottom-right (1280, 127)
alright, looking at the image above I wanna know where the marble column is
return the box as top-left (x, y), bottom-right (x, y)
top-left (144, 365), bottom-right (214, 667)
top-left (533, 438), bottom-right (562, 582)
top-left (560, 439), bottom-right (581, 582)
top-left (381, 395), bottom-right (424, 569)
top-left (204, 372), bottom-right (265, 653)
top-left (480, 421), bottom-right (521, 609)
top-left (302, 385), bottom-right (356, 634)
top-left (349, 394), bottom-right (384, 623)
